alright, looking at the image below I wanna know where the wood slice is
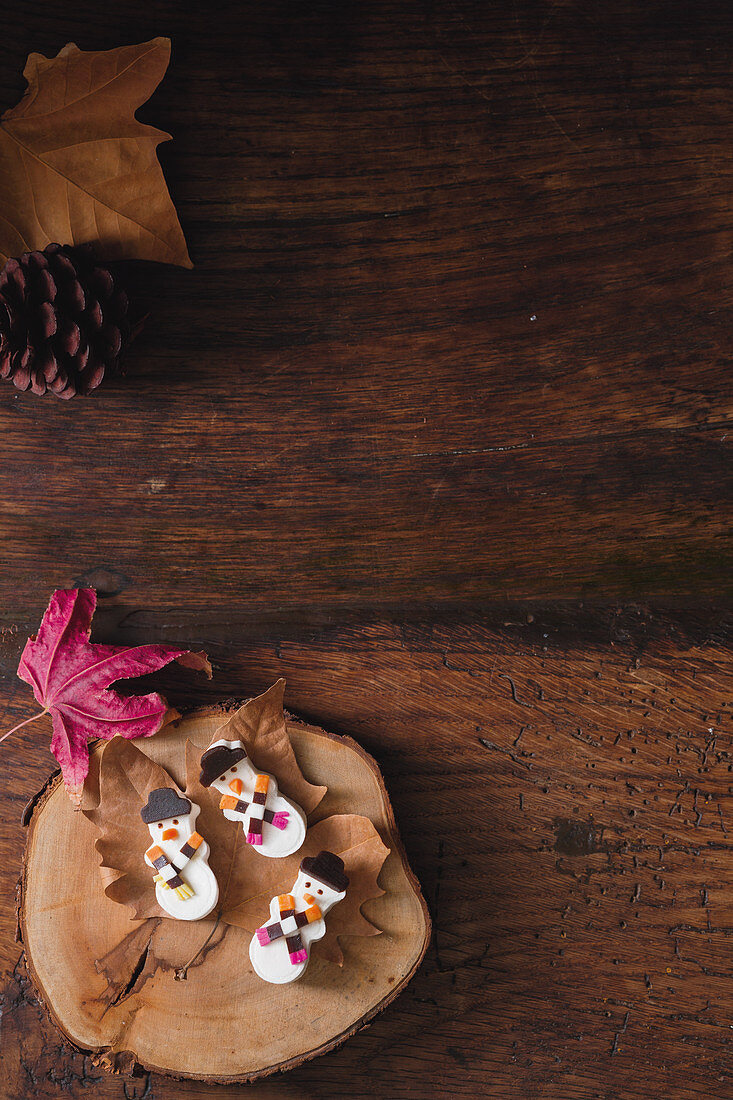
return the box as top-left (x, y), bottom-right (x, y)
top-left (18, 708), bottom-right (430, 1083)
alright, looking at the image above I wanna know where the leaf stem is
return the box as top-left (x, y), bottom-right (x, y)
top-left (174, 911), bottom-right (223, 981)
top-left (0, 710), bottom-right (48, 744)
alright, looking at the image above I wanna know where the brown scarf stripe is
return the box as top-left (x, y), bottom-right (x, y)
top-left (257, 896), bottom-right (313, 959)
top-left (274, 897), bottom-right (304, 961)
top-left (179, 832), bottom-right (203, 862)
top-left (145, 842), bottom-right (196, 902)
top-left (286, 930), bottom-right (304, 956)
top-left (150, 852), bottom-right (185, 889)
top-left (260, 920), bottom-right (282, 943)
top-left (260, 908), bottom-right (317, 943)
top-left (220, 794), bottom-right (282, 826)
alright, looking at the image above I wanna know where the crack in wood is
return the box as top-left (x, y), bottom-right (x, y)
top-left (123, 1072), bottom-right (153, 1099)
top-left (610, 1011), bottom-right (630, 1055)
top-left (478, 736), bottom-right (532, 771)
top-left (497, 673), bottom-right (532, 708)
top-left (100, 941), bottom-right (151, 1017)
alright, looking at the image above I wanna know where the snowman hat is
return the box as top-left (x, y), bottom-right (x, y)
top-left (300, 850), bottom-right (349, 893)
top-left (199, 739), bottom-right (248, 787)
top-left (141, 787), bottom-right (192, 824)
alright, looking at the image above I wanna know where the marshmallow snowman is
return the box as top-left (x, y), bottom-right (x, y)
top-left (249, 850), bottom-right (349, 984)
top-left (142, 787), bottom-right (219, 921)
top-left (199, 739), bottom-right (306, 859)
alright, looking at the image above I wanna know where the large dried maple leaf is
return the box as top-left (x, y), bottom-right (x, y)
top-left (13, 588), bottom-right (211, 804)
top-left (0, 38), bottom-right (191, 268)
top-left (87, 684), bottom-right (389, 968)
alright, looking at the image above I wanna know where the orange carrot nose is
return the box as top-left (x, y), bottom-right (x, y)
top-left (229, 778), bottom-right (243, 795)
top-left (162, 828), bottom-right (178, 840)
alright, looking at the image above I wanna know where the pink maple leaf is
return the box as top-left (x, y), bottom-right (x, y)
top-left (8, 588), bottom-right (212, 804)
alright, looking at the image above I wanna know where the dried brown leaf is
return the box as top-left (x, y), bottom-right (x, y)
top-left (85, 736), bottom-right (185, 920)
top-left (211, 679), bottom-right (326, 814)
top-left (218, 813), bottom-right (390, 966)
top-left (181, 740), bottom-right (389, 956)
top-left (0, 39), bottom-right (191, 268)
top-left (85, 685), bottom-right (387, 970)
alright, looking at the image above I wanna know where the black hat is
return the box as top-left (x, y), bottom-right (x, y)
top-left (141, 787), bottom-right (192, 824)
top-left (300, 850), bottom-right (349, 892)
top-left (199, 743), bottom-right (248, 787)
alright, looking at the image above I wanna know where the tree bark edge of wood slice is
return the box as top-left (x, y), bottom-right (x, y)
top-left (17, 706), bottom-right (431, 1083)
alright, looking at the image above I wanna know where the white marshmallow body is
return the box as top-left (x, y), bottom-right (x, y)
top-left (144, 801), bottom-right (219, 922)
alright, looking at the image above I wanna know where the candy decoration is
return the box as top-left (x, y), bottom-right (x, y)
top-left (146, 843), bottom-right (194, 899)
top-left (249, 851), bottom-right (349, 984)
top-left (256, 892), bottom-right (322, 965)
top-left (141, 787), bottom-right (218, 921)
top-left (199, 739), bottom-right (306, 858)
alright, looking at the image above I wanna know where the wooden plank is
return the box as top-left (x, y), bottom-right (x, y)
top-left (0, 0), bottom-right (731, 1096)
top-left (0, 1), bottom-right (728, 615)
top-left (2, 610), bottom-right (733, 1098)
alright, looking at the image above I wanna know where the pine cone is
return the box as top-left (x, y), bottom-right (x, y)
top-left (0, 243), bottom-right (131, 398)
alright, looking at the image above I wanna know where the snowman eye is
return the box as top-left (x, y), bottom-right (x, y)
top-left (304, 881), bottom-right (311, 888)
top-left (231, 767), bottom-right (237, 773)
top-left (219, 775), bottom-right (227, 783)
top-left (317, 889), bottom-right (323, 895)
top-left (173, 819), bottom-right (178, 825)
top-left (157, 822), bottom-right (163, 829)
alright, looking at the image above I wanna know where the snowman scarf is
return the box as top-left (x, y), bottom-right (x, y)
top-left (146, 832), bottom-right (204, 899)
top-left (255, 893), bottom-right (322, 965)
top-left (219, 774), bottom-right (289, 845)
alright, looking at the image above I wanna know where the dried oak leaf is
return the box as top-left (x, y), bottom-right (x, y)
top-left (88, 683), bottom-right (389, 967)
top-left (87, 681), bottom-right (326, 921)
top-left (15, 587), bottom-right (211, 804)
top-left (212, 811), bottom-right (390, 966)
top-left (0, 38), bottom-right (191, 268)
top-left (88, 735), bottom-right (184, 916)
top-left (204, 679), bottom-right (327, 815)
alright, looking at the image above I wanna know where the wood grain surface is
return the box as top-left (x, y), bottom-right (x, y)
top-left (0, 0), bottom-right (731, 1097)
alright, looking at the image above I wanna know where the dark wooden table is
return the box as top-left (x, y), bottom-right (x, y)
top-left (1, 1), bottom-right (731, 1097)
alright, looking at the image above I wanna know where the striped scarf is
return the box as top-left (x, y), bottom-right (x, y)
top-left (146, 832), bottom-right (204, 900)
top-left (255, 893), bottom-right (322, 965)
top-left (219, 774), bottom-right (289, 845)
